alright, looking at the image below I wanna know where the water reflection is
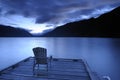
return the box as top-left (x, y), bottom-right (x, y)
top-left (0, 37), bottom-right (120, 80)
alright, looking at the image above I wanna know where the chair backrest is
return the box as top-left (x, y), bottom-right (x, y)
top-left (33, 47), bottom-right (47, 64)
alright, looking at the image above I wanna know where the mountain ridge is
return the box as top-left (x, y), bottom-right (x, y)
top-left (41, 6), bottom-right (120, 37)
top-left (0, 25), bottom-right (32, 37)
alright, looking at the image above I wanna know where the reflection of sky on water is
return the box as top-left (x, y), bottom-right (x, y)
top-left (0, 38), bottom-right (120, 80)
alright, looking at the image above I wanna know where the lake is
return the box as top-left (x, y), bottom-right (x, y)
top-left (0, 37), bottom-right (120, 80)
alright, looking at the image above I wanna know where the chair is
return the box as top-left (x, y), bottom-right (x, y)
top-left (32, 47), bottom-right (48, 75)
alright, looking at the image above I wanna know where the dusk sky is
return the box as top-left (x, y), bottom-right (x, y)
top-left (0, 0), bottom-right (120, 35)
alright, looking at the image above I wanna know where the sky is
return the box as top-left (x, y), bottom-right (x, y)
top-left (0, 0), bottom-right (120, 35)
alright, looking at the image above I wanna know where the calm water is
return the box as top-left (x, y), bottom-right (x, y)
top-left (0, 37), bottom-right (120, 80)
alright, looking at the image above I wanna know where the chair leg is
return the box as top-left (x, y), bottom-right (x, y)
top-left (37, 64), bottom-right (38, 69)
top-left (33, 64), bottom-right (35, 75)
top-left (47, 64), bottom-right (48, 71)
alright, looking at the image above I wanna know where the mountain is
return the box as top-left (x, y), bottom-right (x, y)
top-left (41, 6), bottom-right (120, 37)
top-left (0, 25), bottom-right (32, 37)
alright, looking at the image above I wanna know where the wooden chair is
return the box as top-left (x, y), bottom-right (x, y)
top-left (32, 47), bottom-right (48, 75)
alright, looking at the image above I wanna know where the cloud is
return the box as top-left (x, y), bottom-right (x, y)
top-left (0, 0), bottom-right (120, 34)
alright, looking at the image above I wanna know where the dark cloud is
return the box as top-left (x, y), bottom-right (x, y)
top-left (35, 14), bottom-right (56, 23)
top-left (0, 0), bottom-right (120, 34)
top-left (5, 10), bottom-right (17, 15)
top-left (0, 8), bottom-right (2, 13)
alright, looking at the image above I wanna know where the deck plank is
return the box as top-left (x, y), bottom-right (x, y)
top-left (0, 57), bottom-right (91, 80)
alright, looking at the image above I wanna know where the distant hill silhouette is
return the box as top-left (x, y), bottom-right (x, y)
top-left (0, 25), bottom-right (32, 37)
top-left (41, 6), bottom-right (120, 37)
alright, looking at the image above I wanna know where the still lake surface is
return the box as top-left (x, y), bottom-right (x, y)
top-left (0, 37), bottom-right (120, 80)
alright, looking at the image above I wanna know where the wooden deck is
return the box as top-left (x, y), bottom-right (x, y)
top-left (0, 57), bottom-right (98, 80)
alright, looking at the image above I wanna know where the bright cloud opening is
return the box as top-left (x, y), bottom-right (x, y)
top-left (28, 24), bottom-right (54, 34)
